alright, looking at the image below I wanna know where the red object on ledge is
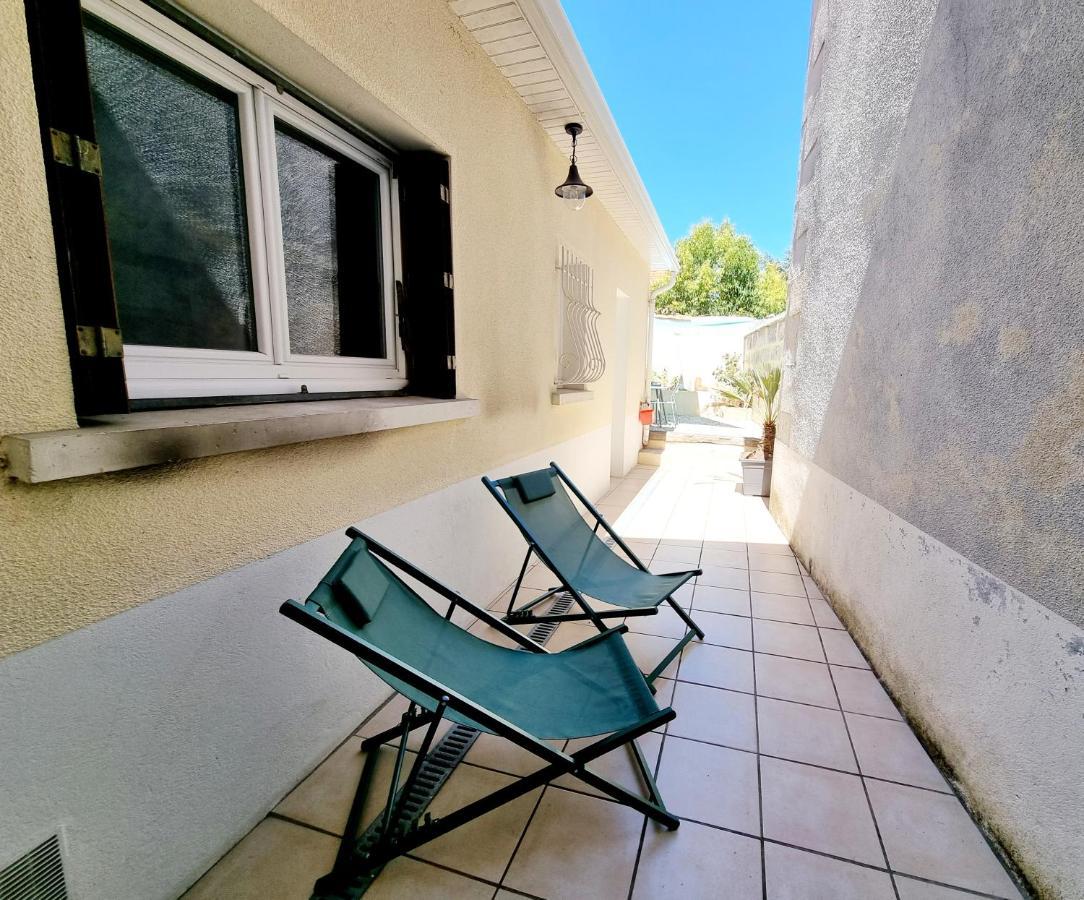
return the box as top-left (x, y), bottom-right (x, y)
top-left (638, 405), bottom-right (654, 425)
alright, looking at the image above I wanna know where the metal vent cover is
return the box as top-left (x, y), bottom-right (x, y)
top-left (333, 591), bottom-right (577, 897)
top-left (0, 835), bottom-right (68, 900)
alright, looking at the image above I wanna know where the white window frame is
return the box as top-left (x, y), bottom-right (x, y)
top-left (83, 0), bottom-right (407, 400)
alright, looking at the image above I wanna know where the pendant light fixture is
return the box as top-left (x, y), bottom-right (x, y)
top-left (554, 122), bottom-right (593, 210)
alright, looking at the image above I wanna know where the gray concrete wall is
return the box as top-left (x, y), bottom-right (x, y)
top-left (743, 314), bottom-right (785, 373)
top-left (773, 1), bottom-right (1084, 896)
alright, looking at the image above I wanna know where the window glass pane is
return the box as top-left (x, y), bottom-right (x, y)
top-left (274, 122), bottom-right (385, 359)
top-left (85, 17), bottom-right (257, 352)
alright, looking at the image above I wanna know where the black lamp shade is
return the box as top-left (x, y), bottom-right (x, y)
top-left (555, 163), bottom-right (594, 200)
top-left (555, 123), bottom-right (593, 208)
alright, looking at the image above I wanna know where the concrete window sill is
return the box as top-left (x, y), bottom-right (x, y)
top-left (1, 395), bottom-right (480, 484)
top-left (551, 388), bottom-right (594, 406)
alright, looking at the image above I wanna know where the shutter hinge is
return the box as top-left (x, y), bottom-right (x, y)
top-left (446, 355), bottom-right (456, 371)
top-left (76, 325), bottom-right (123, 358)
top-left (50, 129), bottom-right (102, 176)
top-left (443, 272), bottom-right (454, 289)
top-left (439, 184), bottom-right (450, 203)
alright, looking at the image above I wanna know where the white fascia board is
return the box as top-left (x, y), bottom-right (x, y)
top-left (517, 0), bottom-right (678, 273)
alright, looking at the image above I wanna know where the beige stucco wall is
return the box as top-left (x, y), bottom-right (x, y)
top-left (0, 0), bottom-right (652, 658)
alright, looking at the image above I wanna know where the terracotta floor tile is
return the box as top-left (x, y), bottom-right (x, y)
top-left (764, 842), bottom-right (895, 900)
top-left (691, 584), bottom-right (751, 616)
top-left (702, 540), bottom-right (750, 554)
top-left (653, 544), bottom-right (702, 566)
top-left (846, 714), bottom-right (948, 791)
top-left (413, 764), bottom-right (541, 882)
top-left (544, 622), bottom-right (599, 652)
top-left (655, 735), bottom-right (760, 833)
top-left (748, 553), bottom-right (801, 575)
top-left (809, 597), bottom-right (845, 629)
top-left (623, 631), bottom-right (682, 679)
top-left (501, 787), bottom-right (643, 899)
top-left (895, 875), bottom-right (1000, 899)
top-left (700, 547), bottom-right (749, 569)
top-left (757, 697), bottom-right (857, 772)
top-left (698, 565), bottom-right (750, 590)
top-left (670, 681), bottom-right (757, 750)
top-left (760, 756), bottom-right (884, 866)
top-left (367, 857), bottom-right (494, 900)
top-left (696, 610), bottom-right (753, 650)
top-left (754, 620), bottom-right (825, 663)
top-left (464, 732), bottom-right (565, 778)
top-left (820, 629), bottom-right (870, 668)
top-left (626, 605), bottom-right (695, 640)
top-left (751, 591), bottom-right (816, 625)
top-left (754, 654), bottom-right (838, 708)
top-left (749, 571), bottom-right (807, 597)
top-left (747, 541), bottom-right (795, 556)
top-left (275, 739), bottom-right (416, 836)
top-left (182, 818), bottom-right (337, 900)
top-left (556, 731), bottom-right (663, 799)
top-left (866, 780), bottom-right (1020, 898)
top-left (634, 820), bottom-right (762, 899)
top-left (831, 667), bottom-right (901, 719)
top-left (677, 643), bottom-right (755, 692)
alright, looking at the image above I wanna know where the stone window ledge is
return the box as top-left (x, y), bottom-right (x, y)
top-left (1, 396), bottom-right (480, 483)
top-left (550, 387), bottom-right (594, 406)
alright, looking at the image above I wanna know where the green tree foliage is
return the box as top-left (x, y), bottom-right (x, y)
top-left (655, 220), bottom-right (788, 318)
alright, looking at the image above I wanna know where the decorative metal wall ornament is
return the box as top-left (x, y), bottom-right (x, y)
top-left (554, 123), bottom-right (593, 210)
top-left (556, 246), bottom-right (605, 386)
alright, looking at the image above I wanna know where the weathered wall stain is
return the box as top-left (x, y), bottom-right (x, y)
top-left (793, 0), bottom-right (1084, 626)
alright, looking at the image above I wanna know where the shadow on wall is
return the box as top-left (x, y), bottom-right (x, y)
top-left (776, 1), bottom-right (1084, 896)
top-left (785, 0), bottom-right (1084, 627)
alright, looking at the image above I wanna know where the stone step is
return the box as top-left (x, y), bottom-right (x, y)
top-left (637, 446), bottom-right (664, 467)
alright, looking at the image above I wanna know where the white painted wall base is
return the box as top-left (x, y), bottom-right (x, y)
top-left (770, 441), bottom-right (1084, 899)
top-left (0, 425), bottom-right (611, 900)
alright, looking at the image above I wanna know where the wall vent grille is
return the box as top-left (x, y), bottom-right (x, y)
top-left (0, 835), bottom-right (68, 900)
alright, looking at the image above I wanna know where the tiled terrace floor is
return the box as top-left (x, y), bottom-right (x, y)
top-left (186, 444), bottom-right (1023, 900)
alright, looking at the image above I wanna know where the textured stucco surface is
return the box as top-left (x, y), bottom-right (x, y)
top-left (774, 0), bottom-right (1084, 895)
top-left (783, 0), bottom-right (1084, 624)
top-left (0, 426), bottom-right (612, 900)
top-left (0, 0), bottom-right (652, 657)
top-left (772, 444), bottom-right (1083, 900)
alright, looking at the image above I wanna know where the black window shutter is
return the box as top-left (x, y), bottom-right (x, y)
top-left (23, 0), bottom-right (128, 415)
top-left (397, 152), bottom-right (456, 399)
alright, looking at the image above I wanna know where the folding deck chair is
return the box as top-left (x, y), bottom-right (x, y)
top-left (482, 462), bottom-right (705, 685)
top-left (280, 528), bottom-right (678, 897)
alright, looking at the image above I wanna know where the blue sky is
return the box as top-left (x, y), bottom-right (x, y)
top-left (561, 1), bottom-right (811, 260)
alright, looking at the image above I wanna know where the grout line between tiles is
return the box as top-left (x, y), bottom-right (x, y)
top-left (265, 811), bottom-right (344, 840)
top-left (742, 498), bottom-right (769, 900)
top-left (800, 571), bottom-right (901, 900)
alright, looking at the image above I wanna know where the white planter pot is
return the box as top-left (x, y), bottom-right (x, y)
top-left (740, 458), bottom-right (773, 497)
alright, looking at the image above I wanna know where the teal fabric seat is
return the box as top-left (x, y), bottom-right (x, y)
top-left (280, 529), bottom-right (679, 892)
top-left (488, 467), bottom-right (694, 609)
top-left (483, 463), bottom-right (706, 682)
top-left (305, 535), bottom-right (659, 740)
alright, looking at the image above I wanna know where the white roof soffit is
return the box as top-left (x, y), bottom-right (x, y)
top-left (449, 0), bottom-right (678, 274)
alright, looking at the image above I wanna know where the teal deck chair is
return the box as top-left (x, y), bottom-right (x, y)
top-left (483, 462), bottom-right (705, 684)
top-left (280, 528), bottom-right (678, 896)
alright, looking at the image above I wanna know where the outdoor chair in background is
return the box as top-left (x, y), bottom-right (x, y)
top-left (482, 463), bottom-right (704, 684)
top-left (279, 529), bottom-right (678, 897)
top-left (650, 382), bottom-right (676, 428)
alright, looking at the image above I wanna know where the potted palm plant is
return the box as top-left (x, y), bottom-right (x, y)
top-left (740, 366), bottom-right (782, 497)
top-left (715, 367), bottom-right (760, 451)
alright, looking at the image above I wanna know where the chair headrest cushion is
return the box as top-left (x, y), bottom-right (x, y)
top-left (514, 469), bottom-right (557, 503)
